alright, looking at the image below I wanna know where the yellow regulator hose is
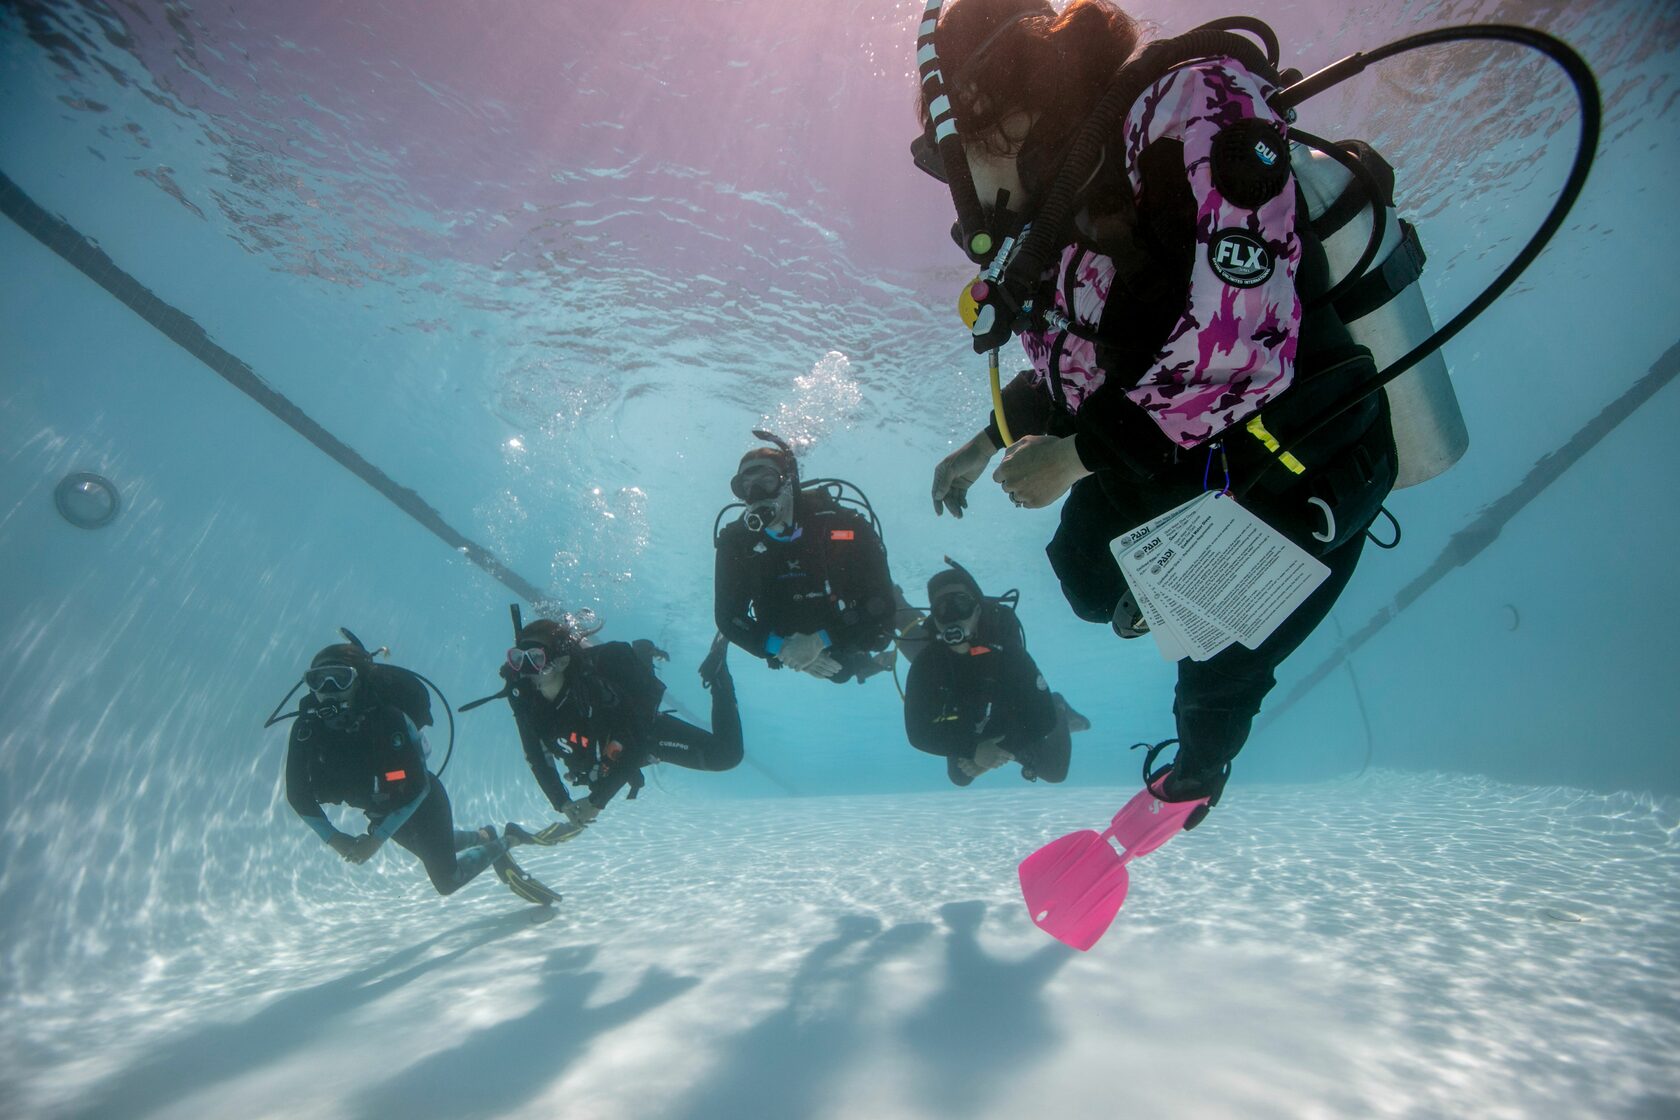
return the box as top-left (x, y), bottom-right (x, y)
top-left (960, 276), bottom-right (1014, 446)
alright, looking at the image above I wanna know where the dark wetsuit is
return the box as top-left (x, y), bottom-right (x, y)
top-left (285, 698), bottom-right (490, 895)
top-left (903, 603), bottom-right (1069, 786)
top-left (507, 640), bottom-right (743, 813)
top-left (715, 489), bottom-right (900, 683)
top-left (989, 63), bottom-right (1397, 803)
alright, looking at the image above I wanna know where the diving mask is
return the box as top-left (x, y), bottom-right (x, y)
top-left (932, 591), bottom-right (981, 644)
top-left (506, 645), bottom-right (549, 675)
top-left (305, 664), bottom-right (358, 695)
top-left (731, 464), bottom-right (786, 503)
top-left (734, 464), bottom-right (788, 533)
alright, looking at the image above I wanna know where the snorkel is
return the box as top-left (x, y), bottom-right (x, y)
top-left (914, 0), bottom-right (999, 269)
top-left (915, 1), bottom-right (1044, 434)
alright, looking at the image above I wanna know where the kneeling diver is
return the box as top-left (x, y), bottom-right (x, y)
top-left (273, 633), bottom-right (559, 905)
top-left (903, 560), bottom-right (1088, 786)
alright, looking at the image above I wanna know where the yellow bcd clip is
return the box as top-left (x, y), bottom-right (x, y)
top-left (1246, 416), bottom-right (1305, 474)
top-left (957, 276), bottom-right (981, 329)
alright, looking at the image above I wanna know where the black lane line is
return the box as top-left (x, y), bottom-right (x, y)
top-left (1259, 338), bottom-right (1680, 731)
top-left (1, 168), bottom-right (546, 604)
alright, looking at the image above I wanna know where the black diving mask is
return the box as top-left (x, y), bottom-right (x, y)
top-left (932, 591), bottom-right (980, 644)
top-left (734, 464), bottom-right (788, 533)
top-left (731, 465), bottom-right (786, 503)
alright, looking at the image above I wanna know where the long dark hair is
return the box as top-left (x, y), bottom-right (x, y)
top-left (920, 0), bottom-right (1142, 157)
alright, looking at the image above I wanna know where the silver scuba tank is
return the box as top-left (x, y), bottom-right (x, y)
top-left (1292, 142), bottom-right (1469, 488)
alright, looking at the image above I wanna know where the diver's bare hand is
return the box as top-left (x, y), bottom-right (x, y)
top-left (932, 431), bottom-right (1000, 518)
top-left (993, 434), bottom-right (1090, 509)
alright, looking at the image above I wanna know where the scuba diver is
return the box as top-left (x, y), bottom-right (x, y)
top-left (276, 634), bottom-right (561, 905)
top-left (912, 2), bottom-right (1595, 833)
top-left (476, 608), bottom-right (743, 829)
top-left (714, 431), bottom-right (918, 683)
top-left (915, 0), bottom-right (1404, 824)
top-left (904, 559), bottom-right (1089, 786)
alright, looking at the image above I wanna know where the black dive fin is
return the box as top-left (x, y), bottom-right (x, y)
top-left (494, 854), bottom-right (563, 906)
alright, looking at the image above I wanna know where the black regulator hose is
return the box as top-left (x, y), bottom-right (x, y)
top-left (1259, 25), bottom-right (1601, 471)
top-left (410, 671), bottom-right (458, 777)
top-left (1191, 16), bottom-right (1281, 67)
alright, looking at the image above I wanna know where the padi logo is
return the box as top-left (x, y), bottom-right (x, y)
top-left (1208, 230), bottom-right (1274, 288)
top-left (1254, 140), bottom-right (1278, 166)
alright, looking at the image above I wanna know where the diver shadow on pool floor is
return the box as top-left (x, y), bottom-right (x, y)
top-left (898, 899), bottom-right (1073, 1118)
top-left (349, 944), bottom-right (701, 1120)
top-left (66, 907), bottom-right (553, 1120)
top-left (668, 912), bottom-right (936, 1120)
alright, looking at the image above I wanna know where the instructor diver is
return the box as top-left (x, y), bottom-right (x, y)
top-left (915, 0), bottom-right (1401, 823)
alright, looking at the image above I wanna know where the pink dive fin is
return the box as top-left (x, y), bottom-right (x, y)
top-left (1018, 828), bottom-right (1130, 952)
top-left (1109, 770), bottom-right (1208, 859)
top-left (1017, 770), bottom-right (1208, 951)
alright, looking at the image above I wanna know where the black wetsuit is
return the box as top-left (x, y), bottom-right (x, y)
top-left (285, 697), bottom-right (492, 895)
top-left (714, 489), bottom-right (899, 683)
top-left (507, 640), bottom-right (743, 813)
top-left (992, 112), bottom-right (1397, 805)
top-left (902, 603), bottom-right (1069, 786)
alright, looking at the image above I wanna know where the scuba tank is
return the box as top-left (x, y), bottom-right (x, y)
top-left (1292, 141), bottom-right (1469, 488)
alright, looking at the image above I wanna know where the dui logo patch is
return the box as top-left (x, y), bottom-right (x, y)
top-left (1208, 229), bottom-right (1274, 288)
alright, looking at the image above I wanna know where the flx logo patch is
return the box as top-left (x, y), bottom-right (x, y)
top-left (1208, 230), bottom-right (1274, 288)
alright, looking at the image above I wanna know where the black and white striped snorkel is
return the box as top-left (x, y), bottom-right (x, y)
top-left (915, 0), bottom-right (995, 265)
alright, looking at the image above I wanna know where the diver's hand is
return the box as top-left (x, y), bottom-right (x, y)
top-left (932, 431), bottom-right (1000, 518)
top-left (802, 653), bottom-right (843, 679)
top-left (562, 799), bottom-right (601, 827)
top-left (993, 434), bottom-right (1090, 509)
top-left (972, 737), bottom-right (1014, 772)
top-left (632, 638), bottom-right (670, 663)
top-left (956, 738), bottom-right (1013, 778)
top-left (343, 833), bottom-right (383, 864)
top-left (777, 631), bottom-right (829, 672)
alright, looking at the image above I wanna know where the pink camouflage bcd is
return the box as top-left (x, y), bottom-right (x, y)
top-left (1019, 57), bottom-right (1302, 449)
